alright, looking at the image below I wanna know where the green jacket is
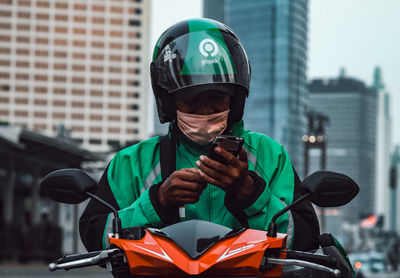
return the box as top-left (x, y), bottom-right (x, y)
top-left (80, 121), bottom-right (319, 252)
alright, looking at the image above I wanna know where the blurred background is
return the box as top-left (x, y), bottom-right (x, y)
top-left (0, 0), bottom-right (399, 277)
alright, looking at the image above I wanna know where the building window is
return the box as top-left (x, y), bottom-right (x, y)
top-left (34, 87), bottom-right (47, 94)
top-left (89, 127), bottom-right (102, 132)
top-left (73, 16), bottom-right (86, 23)
top-left (71, 113), bottom-right (84, 120)
top-left (108, 115), bottom-right (121, 121)
top-left (54, 63), bottom-right (67, 70)
top-left (107, 127), bottom-right (120, 134)
top-left (36, 13), bottom-right (49, 20)
top-left (109, 79), bottom-right (122, 86)
top-left (34, 75), bottom-right (47, 81)
top-left (0, 23), bottom-right (11, 29)
top-left (110, 42), bottom-right (123, 49)
top-left (73, 29), bottom-right (86, 35)
top-left (1, 84), bottom-right (10, 91)
top-left (110, 18), bottom-right (123, 25)
top-left (110, 55), bottom-right (122, 61)
top-left (128, 32), bottom-right (141, 38)
top-left (16, 36), bottom-right (30, 43)
top-left (55, 2), bottom-right (68, 9)
top-left (72, 89), bottom-right (84, 96)
top-left (91, 41), bottom-right (104, 48)
top-left (54, 39), bottom-right (67, 46)
top-left (73, 3), bottom-right (86, 10)
top-left (89, 138), bottom-right (102, 144)
top-left (36, 25), bottom-right (49, 32)
top-left (54, 51), bottom-right (67, 58)
top-left (35, 37), bottom-right (49, 44)
top-left (91, 66), bottom-right (103, 72)
top-left (17, 12), bottom-right (30, 18)
top-left (53, 100), bottom-right (66, 106)
top-left (16, 61), bottom-right (29, 67)
top-left (72, 101), bottom-right (84, 108)
top-left (108, 67), bottom-right (122, 73)
top-left (109, 91), bottom-right (121, 97)
top-left (72, 77), bottom-right (85, 83)
top-left (17, 24), bottom-right (30, 31)
top-left (15, 86), bottom-right (29, 92)
top-left (72, 64), bottom-right (85, 71)
top-left (53, 75), bottom-right (67, 82)
top-left (34, 111), bottom-right (46, 118)
top-left (129, 19), bottom-right (141, 26)
top-left (90, 102), bottom-right (102, 109)
top-left (130, 104), bottom-right (139, 110)
top-left (110, 6), bottom-right (123, 13)
top-left (127, 116), bottom-right (139, 122)
top-left (90, 114), bottom-right (102, 121)
top-left (34, 50), bottom-right (47, 56)
top-left (129, 8), bottom-right (142, 15)
top-left (15, 110), bottom-right (28, 117)
top-left (35, 62), bottom-right (48, 69)
top-left (0, 35), bottom-right (11, 42)
top-left (37, 1), bottom-right (50, 7)
top-left (126, 128), bottom-right (139, 134)
top-left (108, 103), bottom-right (121, 109)
top-left (92, 5), bottom-right (105, 12)
top-left (91, 53), bottom-right (104, 60)
top-left (55, 26), bottom-right (68, 33)
top-left (90, 90), bottom-right (102, 97)
top-left (92, 17), bottom-right (105, 24)
top-left (34, 99), bottom-right (47, 105)
top-left (55, 14), bottom-right (68, 21)
top-left (110, 30), bottom-right (123, 37)
top-left (130, 80), bottom-right (140, 87)
top-left (53, 112), bottom-right (66, 119)
top-left (53, 88), bottom-right (66, 95)
top-left (90, 78), bottom-right (103, 84)
top-left (16, 73), bottom-right (29, 80)
top-left (15, 98), bottom-right (28, 104)
top-left (71, 126), bottom-right (83, 132)
top-left (73, 52), bottom-right (85, 59)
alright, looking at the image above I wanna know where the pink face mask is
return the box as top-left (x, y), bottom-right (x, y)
top-left (176, 110), bottom-right (229, 145)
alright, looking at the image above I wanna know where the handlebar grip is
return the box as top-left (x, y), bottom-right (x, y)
top-left (285, 250), bottom-right (338, 268)
top-left (56, 251), bottom-right (102, 264)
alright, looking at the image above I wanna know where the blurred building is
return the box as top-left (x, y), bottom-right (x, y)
top-left (391, 146), bottom-right (400, 233)
top-left (308, 72), bottom-right (379, 225)
top-left (373, 67), bottom-right (392, 231)
top-left (204, 0), bottom-right (309, 174)
top-left (0, 0), bottom-right (151, 152)
top-left (0, 124), bottom-right (102, 261)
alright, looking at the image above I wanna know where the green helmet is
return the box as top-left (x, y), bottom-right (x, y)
top-left (151, 18), bottom-right (251, 123)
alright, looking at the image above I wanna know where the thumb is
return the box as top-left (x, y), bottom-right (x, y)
top-left (239, 148), bottom-right (248, 162)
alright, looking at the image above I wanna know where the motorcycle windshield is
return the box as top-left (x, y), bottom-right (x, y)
top-left (154, 220), bottom-right (238, 259)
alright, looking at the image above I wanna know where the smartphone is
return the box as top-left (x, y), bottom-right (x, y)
top-left (208, 135), bottom-right (244, 165)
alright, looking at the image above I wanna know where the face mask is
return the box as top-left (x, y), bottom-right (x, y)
top-left (176, 110), bottom-right (229, 145)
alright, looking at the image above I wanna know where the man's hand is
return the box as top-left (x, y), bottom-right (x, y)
top-left (158, 168), bottom-right (207, 207)
top-left (196, 147), bottom-right (255, 202)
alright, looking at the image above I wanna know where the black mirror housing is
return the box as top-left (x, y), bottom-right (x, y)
top-left (40, 169), bottom-right (97, 204)
top-left (301, 171), bottom-right (359, 207)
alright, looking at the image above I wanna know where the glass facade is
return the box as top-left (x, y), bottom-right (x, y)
top-left (204, 0), bottom-right (309, 173)
top-left (309, 78), bottom-right (378, 224)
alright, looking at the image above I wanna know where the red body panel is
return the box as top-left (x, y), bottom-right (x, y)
top-left (109, 229), bottom-right (287, 277)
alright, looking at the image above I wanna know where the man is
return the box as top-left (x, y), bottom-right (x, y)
top-left (80, 18), bottom-right (319, 252)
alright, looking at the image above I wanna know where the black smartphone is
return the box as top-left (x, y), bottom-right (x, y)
top-left (208, 135), bottom-right (244, 165)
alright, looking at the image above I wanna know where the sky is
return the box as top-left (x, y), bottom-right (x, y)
top-left (151, 0), bottom-right (400, 145)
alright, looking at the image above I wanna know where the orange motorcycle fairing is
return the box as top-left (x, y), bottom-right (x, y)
top-left (109, 228), bottom-right (287, 277)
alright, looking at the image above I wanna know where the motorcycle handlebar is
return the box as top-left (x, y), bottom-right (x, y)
top-left (48, 248), bottom-right (121, 272)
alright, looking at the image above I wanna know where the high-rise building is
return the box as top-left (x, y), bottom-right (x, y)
top-left (204, 0), bottom-right (309, 173)
top-left (373, 67), bottom-right (392, 231)
top-left (0, 0), bottom-right (150, 152)
top-left (309, 74), bottom-right (378, 224)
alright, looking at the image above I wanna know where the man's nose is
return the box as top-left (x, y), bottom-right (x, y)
top-left (194, 105), bottom-right (215, 115)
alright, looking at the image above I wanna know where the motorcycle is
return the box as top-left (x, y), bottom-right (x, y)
top-left (40, 169), bottom-right (359, 277)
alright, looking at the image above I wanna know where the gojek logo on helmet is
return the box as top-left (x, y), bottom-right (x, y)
top-left (199, 39), bottom-right (219, 66)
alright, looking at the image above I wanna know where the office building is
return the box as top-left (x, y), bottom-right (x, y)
top-left (0, 0), bottom-right (151, 152)
top-left (204, 0), bottom-right (309, 173)
top-left (309, 73), bottom-right (378, 223)
top-left (373, 67), bottom-right (392, 231)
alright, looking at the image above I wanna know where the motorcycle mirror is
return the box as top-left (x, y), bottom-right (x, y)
top-left (40, 168), bottom-right (97, 204)
top-left (301, 171), bottom-right (359, 207)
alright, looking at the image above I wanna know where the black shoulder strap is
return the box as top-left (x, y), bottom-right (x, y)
top-left (160, 134), bottom-right (176, 181)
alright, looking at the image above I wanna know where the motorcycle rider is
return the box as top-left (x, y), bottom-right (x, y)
top-left (80, 18), bottom-right (319, 252)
